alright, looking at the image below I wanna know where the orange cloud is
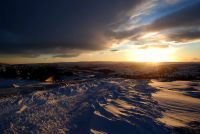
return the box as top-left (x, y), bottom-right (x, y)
top-left (139, 45), bottom-right (169, 49)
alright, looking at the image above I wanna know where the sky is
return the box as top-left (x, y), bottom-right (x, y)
top-left (0, 0), bottom-right (200, 63)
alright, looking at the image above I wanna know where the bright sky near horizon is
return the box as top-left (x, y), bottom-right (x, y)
top-left (0, 0), bottom-right (200, 63)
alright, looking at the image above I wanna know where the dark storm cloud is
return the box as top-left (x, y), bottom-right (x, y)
top-left (110, 49), bottom-right (119, 52)
top-left (1, 0), bottom-right (199, 58)
top-left (149, 2), bottom-right (200, 31)
top-left (0, 0), bottom-right (146, 57)
top-left (166, 29), bottom-right (200, 42)
top-left (112, 1), bottom-right (200, 43)
top-left (146, 1), bottom-right (200, 43)
top-left (53, 53), bottom-right (80, 58)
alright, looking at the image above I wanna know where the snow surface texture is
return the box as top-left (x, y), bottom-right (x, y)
top-left (0, 78), bottom-right (199, 133)
top-left (0, 62), bottom-right (200, 134)
top-left (0, 78), bottom-right (170, 134)
top-left (150, 80), bottom-right (200, 129)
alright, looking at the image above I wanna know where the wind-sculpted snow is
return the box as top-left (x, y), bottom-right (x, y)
top-left (150, 80), bottom-right (200, 133)
top-left (0, 62), bottom-right (199, 133)
top-left (0, 78), bottom-right (170, 134)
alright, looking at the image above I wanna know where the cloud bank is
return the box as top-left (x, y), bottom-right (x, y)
top-left (0, 0), bottom-right (199, 58)
top-left (0, 0), bottom-right (146, 57)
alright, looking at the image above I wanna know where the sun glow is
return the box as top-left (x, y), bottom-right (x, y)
top-left (132, 47), bottom-right (176, 62)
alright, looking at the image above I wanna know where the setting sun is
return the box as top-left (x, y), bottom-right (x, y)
top-left (133, 47), bottom-right (176, 62)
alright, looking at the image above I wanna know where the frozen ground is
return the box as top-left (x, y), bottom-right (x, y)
top-left (0, 78), bottom-right (168, 133)
top-left (0, 78), bottom-right (199, 133)
top-left (150, 80), bottom-right (200, 133)
top-left (0, 62), bottom-right (199, 134)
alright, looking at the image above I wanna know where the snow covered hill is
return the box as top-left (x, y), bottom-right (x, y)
top-left (0, 62), bottom-right (199, 134)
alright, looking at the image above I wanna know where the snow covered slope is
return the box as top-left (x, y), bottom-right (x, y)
top-left (0, 62), bottom-right (199, 133)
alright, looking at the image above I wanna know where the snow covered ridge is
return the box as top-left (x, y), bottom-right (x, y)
top-left (0, 62), bottom-right (199, 133)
